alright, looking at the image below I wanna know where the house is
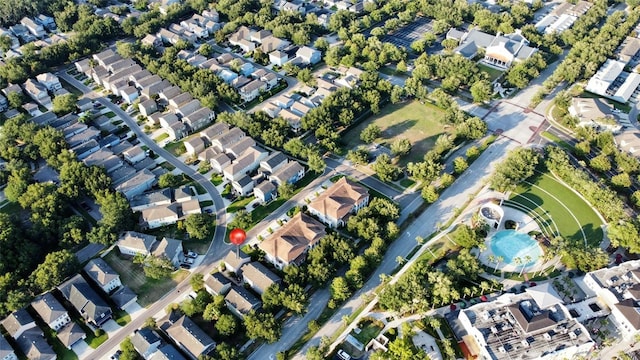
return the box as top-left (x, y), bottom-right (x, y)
top-left (182, 107), bottom-right (215, 132)
top-left (269, 50), bottom-right (288, 66)
top-left (0, 28), bottom-right (19, 50)
top-left (211, 127), bottom-right (245, 153)
top-left (270, 161), bottom-right (305, 186)
top-left (619, 37), bottom-right (640, 66)
top-left (84, 258), bottom-right (122, 293)
top-left (231, 76), bottom-right (251, 90)
top-left (15, 330), bottom-right (56, 360)
top-left (115, 169), bottom-right (157, 200)
top-left (139, 99), bottom-right (158, 117)
top-left (23, 102), bottom-right (39, 116)
top-left (454, 29), bottom-right (538, 69)
top-left (130, 188), bottom-right (172, 212)
top-left (254, 181), bottom-right (277, 203)
top-left (210, 153), bottom-right (232, 174)
top-left (181, 199), bottom-right (201, 216)
top-left (0, 94), bottom-right (7, 112)
top-left (57, 274), bottom-right (112, 328)
top-left (35, 73), bottom-right (61, 91)
top-left (23, 79), bottom-right (51, 106)
top-left (222, 147), bottom-right (268, 181)
top-left (71, 139), bottom-right (100, 160)
top-left (168, 93), bottom-right (193, 110)
top-left (184, 137), bottom-right (206, 156)
top-left (259, 212), bottom-right (326, 269)
top-left (31, 293), bottom-right (70, 331)
top-left (204, 273), bottom-right (232, 296)
top-left (157, 28), bottom-right (181, 45)
top-left (260, 151), bottom-right (288, 176)
top-left (250, 29), bottom-right (272, 43)
top-left (132, 328), bottom-right (163, 360)
top-left (160, 113), bottom-right (180, 129)
top-left (216, 53), bottom-right (234, 65)
top-left (260, 36), bottom-right (290, 53)
top-left (121, 86), bottom-right (140, 104)
top-left (141, 34), bottom-right (162, 48)
top-left (150, 344), bottom-right (187, 360)
top-left (20, 17), bottom-right (45, 38)
top-left (241, 262), bottom-right (281, 295)
top-left (1, 309), bottom-right (36, 339)
top-left (296, 46), bottom-right (321, 65)
top-left (308, 177), bottom-right (369, 228)
top-left (123, 146), bottom-right (147, 165)
top-left (176, 99), bottom-right (201, 118)
top-left (222, 250), bottom-right (251, 274)
top-left (142, 80), bottom-right (172, 99)
top-left (232, 176), bottom-right (255, 197)
top-left (200, 122), bottom-right (230, 145)
top-left (202, 9), bottom-right (219, 22)
top-left (174, 186), bottom-right (194, 203)
top-left (585, 59), bottom-right (640, 103)
top-left (279, 109), bottom-right (302, 132)
top-left (0, 336), bottom-right (16, 360)
top-left (167, 121), bottom-right (188, 141)
top-left (111, 286), bottom-right (138, 310)
top-left (141, 204), bottom-right (180, 229)
top-left (218, 69), bottom-right (238, 84)
top-left (165, 315), bottom-right (216, 359)
top-left (226, 137), bottom-right (256, 159)
top-left (56, 322), bottom-right (85, 350)
top-left (152, 237), bottom-right (184, 268)
top-left (239, 80), bottom-right (267, 102)
top-left (224, 286), bottom-right (261, 318)
top-left (117, 231), bottom-right (158, 256)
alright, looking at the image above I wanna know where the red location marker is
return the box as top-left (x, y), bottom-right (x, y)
top-left (229, 228), bottom-right (246, 246)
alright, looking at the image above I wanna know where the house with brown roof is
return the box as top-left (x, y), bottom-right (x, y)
top-left (222, 250), bottom-right (250, 274)
top-left (224, 286), bottom-right (261, 318)
top-left (84, 258), bottom-right (122, 293)
top-left (211, 127), bottom-right (245, 153)
top-left (241, 262), bottom-right (281, 295)
top-left (259, 212), bottom-right (326, 269)
top-left (308, 177), bottom-right (369, 228)
top-left (1, 309), bottom-right (36, 339)
top-left (117, 231), bottom-right (158, 256)
top-left (165, 315), bottom-right (215, 359)
top-left (15, 329), bottom-right (56, 360)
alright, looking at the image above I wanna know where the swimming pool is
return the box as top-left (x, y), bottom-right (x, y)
top-left (490, 230), bottom-right (542, 266)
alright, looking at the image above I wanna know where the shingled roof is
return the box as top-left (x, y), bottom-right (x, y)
top-left (258, 212), bottom-right (326, 265)
top-left (308, 177), bottom-right (368, 222)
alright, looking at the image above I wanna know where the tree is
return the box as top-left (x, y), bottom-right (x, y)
top-left (608, 221), bottom-right (640, 253)
top-left (184, 213), bottom-right (214, 241)
top-left (421, 185), bottom-right (439, 203)
top-left (390, 138), bottom-right (412, 157)
top-left (346, 146), bottom-right (369, 165)
top-left (360, 124), bottom-right (381, 144)
top-left (7, 92), bottom-right (23, 109)
top-left (452, 224), bottom-right (481, 249)
top-left (0, 35), bottom-right (12, 52)
top-left (203, 295), bottom-right (225, 321)
top-left (307, 151), bottom-right (326, 174)
top-left (190, 273), bottom-right (204, 292)
top-left (143, 256), bottom-right (174, 280)
top-left (278, 182), bottom-right (295, 200)
top-left (330, 276), bottom-right (351, 302)
top-left (29, 250), bottom-right (77, 292)
top-left (590, 154), bottom-right (612, 173)
top-left (198, 43), bottom-right (213, 57)
top-left (373, 154), bottom-right (401, 182)
top-left (453, 157), bottom-right (468, 174)
top-left (120, 337), bottom-right (138, 360)
top-left (229, 210), bottom-right (252, 230)
top-left (470, 79), bottom-right (493, 103)
top-left (296, 68), bottom-right (315, 86)
top-left (158, 173), bottom-right (181, 188)
top-left (244, 310), bottom-right (281, 343)
top-left (52, 94), bottom-right (78, 115)
top-left (215, 314), bottom-right (237, 336)
top-left (489, 148), bottom-right (540, 192)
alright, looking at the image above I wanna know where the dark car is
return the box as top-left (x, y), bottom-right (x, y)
top-left (180, 264), bottom-right (191, 269)
top-left (80, 202), bottom-right (91, 211)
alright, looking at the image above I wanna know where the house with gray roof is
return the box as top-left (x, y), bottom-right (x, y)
top-left (209, 152), bottom-right (231, 174)
top-left (241, 262), bottom-right (281, 295)
top-left (222, 146), bottom-right (268, 181)
top-left (0, 336), bottom-right (17, 360)
top-left (182, 107), bottom-right (215, 132)
top-left (30, 293), bottom-right (70, 331)
top-left (270, 161), bottom-right (304, 186)
top-left (259, 151), bottom-right (288, 176)
top-left (149, 343), bottom-right (186, 360)
top-left (56, 322), bottom-right (85, 350)
top-left (139, 99), bottom-right (158, 117)
top-left (16, 329), bottom-right (56, 360)
top-left (117, 231), bottom-right (158, 256)
top-left (200, 123), bottom-right (229, 145)
top-left (111, 286), bottom-right (138, 310)
top-left (232, 176), bottom-right (254, 197)
top-left (57, 274), bottom-right (112, 327)
top-left (115, 169), bottom-right (156, 200)
top-left (84, 258), bottom-right (122, 293)
top-left (454, 29), bottom-right (537, 69)
top-left (222, 250), bottom-right (250, 274)
top-left (224, 286), bottom-right (261, 318)
top-left (204, 273), bottom-right (232, 296)
top-left (211, 127), bottom-right (245, 153)
top-left (254, 180), bottom-right (277, 203)
top-left (71, 139), bottom-right (100, 160)
top-left (152, 237), bottom-right (184, 268)
top-left (165, 315), bottom-right (215, 359)
top-left (132, 328), bottom-right (162, 360)
top-left (1, 309), bottom-right (36, 339)
top-left (130, 188), bottom-right (173, 212)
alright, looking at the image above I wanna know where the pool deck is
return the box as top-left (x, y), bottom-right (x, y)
top-left (477, 206), bottom-right (546, 273)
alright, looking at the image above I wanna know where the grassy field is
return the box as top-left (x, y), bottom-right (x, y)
top-left (104, 251), bottom-right (189, 307)
top-left (477, 63), bottom-right (504, 82)
top-left (510, 171), bottom-right (604, 247)
top-left (341, 101), bottom-right (449, 165)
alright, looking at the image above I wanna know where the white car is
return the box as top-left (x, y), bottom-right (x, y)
top-left (337, 350), bottom-right (351, 360)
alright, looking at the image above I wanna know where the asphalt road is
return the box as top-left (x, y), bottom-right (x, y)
top-left (59, 71), bottom-right (232, 358)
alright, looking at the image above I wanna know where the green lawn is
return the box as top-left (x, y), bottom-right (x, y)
top-left (510, 171), bottom-right (604, 247)
top-left (104, 251), bottom-right (190, 307)
top-left (341, 101), bottom-right (449, 165)
top-left (154, 133), bottom-right (170, 142)
top-left (211, 174), bottom-right (224, 186)
top-left (477, 63), bottom-right (504, 82)
top-left (228, 197), bottom-right (254, 213)
top-left (165, 140), bottom-right (186, 156)
top-left (104, 111), bottom-right (116, 118)
top-left (352, 319), bottom-right (383, 345)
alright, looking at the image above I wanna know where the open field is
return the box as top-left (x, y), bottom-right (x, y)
top-left (104, 251), bottom-right (189, 307)
top-left (341, 101), bottom-right (449, 165)
top-left (510, 170), bottom-right (604, 247)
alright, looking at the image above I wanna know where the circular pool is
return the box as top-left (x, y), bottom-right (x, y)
top-left (490, 230), bottom-right (542, 266)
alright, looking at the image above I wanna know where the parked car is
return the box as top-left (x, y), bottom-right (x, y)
top-left (184, 258), bottom-right (194, 264)
top-left (336, 350), bottom-right (351, 360)
top-left (110, 350), bottom-right (122, 360)
top-left (186, 251), bottom-right (197, 258)
top-left (205, 208), bottom-right (213, 214)
top-left (180, 264), bottom-right (191, 269)
top-left (80, 202), bottom-right (91, 211)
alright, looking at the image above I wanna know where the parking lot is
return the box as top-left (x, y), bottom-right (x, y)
top-left (383, 17), bottom-right (434, 49)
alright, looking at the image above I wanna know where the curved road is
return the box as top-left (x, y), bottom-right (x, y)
top-left (59, 71), bottom-right (231, 357)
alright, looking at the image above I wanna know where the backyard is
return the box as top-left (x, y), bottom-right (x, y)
top-left (341, 101), bottom-right (449, 165)
top-left (509, 170), bottom-right (604, 247)
top-left (104, 251), bottom-right (190, 306)
top-left (477, 63), bottom-right (504, 82)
